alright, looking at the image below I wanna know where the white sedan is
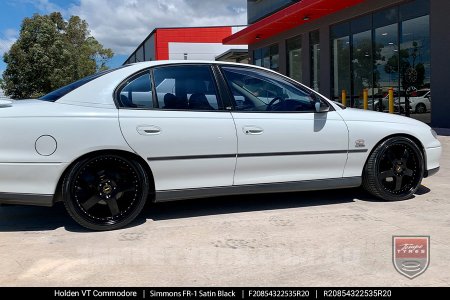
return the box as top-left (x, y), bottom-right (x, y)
top-left (0, 61), bottom-right (441, 230)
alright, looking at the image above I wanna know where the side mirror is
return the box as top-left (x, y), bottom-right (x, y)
top-left (310, 93), bottom-right (329, 113)
top-left (315, 102), bottom-right (330, 113)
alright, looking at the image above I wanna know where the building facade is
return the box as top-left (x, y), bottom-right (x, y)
top-left (224, 0), bottom-right (450, 128)
top-left (124, 26), bottom-right (247, 64)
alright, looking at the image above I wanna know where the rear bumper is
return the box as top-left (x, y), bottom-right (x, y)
top-left (0, 162), bottom-right (67, 206)
top-left (0, 192), bottom-right (53, 206)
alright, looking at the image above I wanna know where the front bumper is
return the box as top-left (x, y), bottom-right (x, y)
top-left (424, 146), bottom-right (442, 177)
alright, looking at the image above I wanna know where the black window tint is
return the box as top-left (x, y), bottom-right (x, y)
top-left (119, 72), bottom-right (153, 108)
top-left (222, 67), bottom-right (327, 112)
top-left (153, 65), bottom-right (220, 111)
top-left (39, 66), bottom-right (129, 102)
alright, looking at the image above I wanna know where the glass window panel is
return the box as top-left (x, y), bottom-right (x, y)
top-left (352, 30), bottom-right (373, 108)
top-left (154, 65), bottom-right (220, 110)
top-left (119, 72), bottom-right (153, 108)
top-left (331, 21), bottom-right (350, 39)
top-left (331, 35), bottom-right (350, 102)
top-left (270, 44), bottom-right (279, 72)
top-left (400, 15), bottom-right (431, 121)
top-left (374, 23), bottom-right (399, 111)
top-left (286, 36), bottom-right (302, 82)
top-left (351, 14), bottom-right (372, 34)
top-left (373, 7), bottom-right (398, 28)
top-left (221, 66), bottom-right (325, 112)
top-left (400, 0), bottom-right (429, 21)
top-left (310, 30), bottom-right (320, 91)
top-left (262, 47), bottom-right (270, 69)
top-left (254, 49), bottom-right (262, 66)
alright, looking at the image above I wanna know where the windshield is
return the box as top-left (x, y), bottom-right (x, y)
top-left (39, 66), bottom-right (129, 102)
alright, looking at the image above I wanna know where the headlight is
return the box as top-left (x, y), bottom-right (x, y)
top-left (431, 129), bottom-right (438, 139)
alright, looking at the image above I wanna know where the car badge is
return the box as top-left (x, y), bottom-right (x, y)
top-left (355, 139), bottom-right (365, 148)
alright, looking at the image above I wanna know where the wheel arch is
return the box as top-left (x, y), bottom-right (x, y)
top-left (363, 133), bottom-right (427, 173)
top-left (53, 149), bottom-right (155, 204)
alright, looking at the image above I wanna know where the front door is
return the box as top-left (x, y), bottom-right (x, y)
top-left (220, 66), bottom-right (349, 185)
top-left (118, 65), bottom-right (237, 191)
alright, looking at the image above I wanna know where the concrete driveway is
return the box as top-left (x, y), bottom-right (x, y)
top-left (0, 136), bottom-right (449, 287)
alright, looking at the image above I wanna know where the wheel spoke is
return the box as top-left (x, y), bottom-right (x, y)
top-left (401, 149), bottom-right (409, 163)
top-left (404, 168), bottom-right (414, 177)
top-left (107, 199), bottom-right (120, 216)
top-left (395, 176), bottom-right (403, 191)
top-left (82, 195), bottom-right (102, 211)
top-left (379, 170), bottom-right (394, 180)
top-left (117, 184), bottom-right (136, 194)
top-left (387, 150), bottom-right (396, 164)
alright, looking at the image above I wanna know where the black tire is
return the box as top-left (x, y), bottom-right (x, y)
top-left (62, 154), bottom-right (149, 231)
top-left (363, 137), bottom-right (424, 201)
top-left (415, 103), bottom-right (426, 114)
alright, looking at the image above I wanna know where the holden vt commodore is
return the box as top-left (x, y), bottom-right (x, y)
top-left (0, 61), bottom-right (441, 230)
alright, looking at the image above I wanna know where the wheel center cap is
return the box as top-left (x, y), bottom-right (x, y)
top-left (395, 165), bottom-right (402, 173)
top-left (102, 184), bottom-right (113, 195)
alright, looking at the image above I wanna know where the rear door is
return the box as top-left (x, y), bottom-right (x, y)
top-left (118, 65), bottom-right (237, 192)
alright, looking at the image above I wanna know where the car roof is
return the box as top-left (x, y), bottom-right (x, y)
top-left (55, 60), bottom-right (328, 109)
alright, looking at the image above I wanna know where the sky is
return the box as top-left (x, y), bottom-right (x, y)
top-left (0, 0), bottom-right (247, 77)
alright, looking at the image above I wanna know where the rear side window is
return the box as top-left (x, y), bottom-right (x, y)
top-left (39, 66), bottom-right (129, 102)
top-left (118, 72), bottom-right (153, 108)
top-left (153, 65), bottom-right (221, 111)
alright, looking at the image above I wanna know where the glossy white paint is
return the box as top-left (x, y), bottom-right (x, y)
top-left (232, 111), bottom-right (349, 184)
top-left (0, 61), bottom-right (442, 202)
top-left (119, 110), bottom-right (237, 190)
top-left (337, 108), bottom-right (441, 177)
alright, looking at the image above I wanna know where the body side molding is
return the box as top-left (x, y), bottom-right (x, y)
top-left (148, 149), bottom-right (368, 161)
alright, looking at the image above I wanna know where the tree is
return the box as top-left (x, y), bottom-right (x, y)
top-left (1, 12), bottom-right (113, 99)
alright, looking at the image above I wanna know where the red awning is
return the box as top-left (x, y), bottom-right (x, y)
top-left (223, 0), bottom-right (365, 45)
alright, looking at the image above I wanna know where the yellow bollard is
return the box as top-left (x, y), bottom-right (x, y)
top-left (342, 89), bottom-right (347, 107)
top-left (363, 89), bottom-right (368, 110)
top-left (388, 87), bottom-right (394, 114)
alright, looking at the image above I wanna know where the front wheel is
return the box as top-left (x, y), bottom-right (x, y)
top-left (63, 155), bottom-right (149, 231)
top-left (363, 137), bottom-right (424, 201)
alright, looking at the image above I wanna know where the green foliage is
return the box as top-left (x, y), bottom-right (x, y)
top-left (1, 12), bottom-right (113, 99)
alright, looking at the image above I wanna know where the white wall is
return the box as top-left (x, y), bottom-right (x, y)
top-left (168, 42), bottom-right (247, 61)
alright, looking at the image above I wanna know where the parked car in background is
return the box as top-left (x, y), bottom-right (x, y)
top-left (374, 89), bottom-right (431, 114)
top-left (397, 89), bottom-right (431, 114)
top-left (0, 61), bottom-right (441, 230)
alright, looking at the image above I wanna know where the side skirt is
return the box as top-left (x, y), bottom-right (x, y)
top-left (155, 177), bottom-right (362, 202)
top-left (0, 193), bottom-right (54, 207)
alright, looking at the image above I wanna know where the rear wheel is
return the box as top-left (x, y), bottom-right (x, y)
top-left (63, 155), bottom-right (149, 231)
top-left (363, 137), bottom-right (424, 201)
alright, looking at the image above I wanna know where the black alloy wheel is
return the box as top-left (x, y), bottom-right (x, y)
top-left (363, 137), bottom-right (424, 201)
top-left (63, 155), bottom-right (149, 230)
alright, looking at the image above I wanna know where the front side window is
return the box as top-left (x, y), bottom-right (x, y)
top-left (221, 66), bottom-right (328, 112)
top-left (153, 65), bottom-right (221, 111)
top-left (118, 72), bottom-right (153, 108)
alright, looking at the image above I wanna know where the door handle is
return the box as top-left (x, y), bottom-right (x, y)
top-left (137, 125), bottom-right (161, 135)
top-left (243, 126), bottom-right (264, 135)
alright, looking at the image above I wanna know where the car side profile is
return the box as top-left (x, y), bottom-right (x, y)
top-left (0, 61), bottom-right (441, 230)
